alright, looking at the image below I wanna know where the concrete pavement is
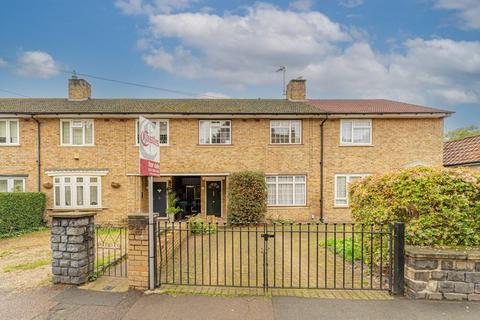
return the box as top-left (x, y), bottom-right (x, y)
top-left (1, 286), bottom-right (479, 319)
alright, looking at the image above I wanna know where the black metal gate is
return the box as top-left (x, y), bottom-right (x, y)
top-left (93, 226), bottom-right (128, 279)
top-left (154, 221), bottom-right (404, 293)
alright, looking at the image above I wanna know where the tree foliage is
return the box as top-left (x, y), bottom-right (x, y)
top-left (350, 167), bottom-right (480, 247)
top-left (227, 171), bottom-right (267, 224)
top-left (445, 125), bottom-right (480, 141)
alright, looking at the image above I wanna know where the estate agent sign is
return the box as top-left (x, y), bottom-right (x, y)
top-left (139, 116), bottom-right (160, 176)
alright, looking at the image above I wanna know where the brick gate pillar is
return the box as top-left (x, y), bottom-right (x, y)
top-left (50, 212), bottom-right (95, 285)
top-left (127, 213), bottom-right (150, 290)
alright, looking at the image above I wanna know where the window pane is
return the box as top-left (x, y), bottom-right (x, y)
top-left (84, 121), bottom-right (93, 144)
top-left (13, 179), bottom-right (23, 192)
top-left (353, 127), bottom-right (370, 143)
top-left (62, 121), bottom-right (70, 144)
top-left (219, 127), bottom-right (230, 144)
top-left (278, 183), bottom-right (293, 205)
top-left (64, 186), bottom-right (71, 206)
top-left (336, 199), bottom-right (347, 205)
top-left (90, 185), bottom-right (98, 205)
top-left (199, 121), bottom-right (210, 144)
top-left (271, 127), bottom-right (289, 143)
top-left (341, 121), bottom-right (352, 143)
top-left (72, 127), bottom-right (83, 145)
top-left (0, 121), bottom-right (6, 144)
top-left (336, 176), bottom-right (347, 198)
top-left (291, 121), bottom-right (301, 143)
top-left (64, 177), bottom-right (71, 183)
top-left (278, 176), bottom-right (293, 183)
top-left (90, 177), bottom-right (97, 183)
top-left (354, 120), bottom-right (371, 127)
top-left (266, 176), bottom-right (276, 183)
top-left (55, 186), bottom-right (61, 206)
top-left (76, 185), bottom-right (84, 206)
top-left (159, 121), bottom-right (168, 144)
top-left (294, 183), bottom-right (305, 205)
top-left (9, 121), bottom-right (18, 144)
top-left (0, 180), bottom-right (7, 192)
top-left (267, 183), bottom-right (276, 205)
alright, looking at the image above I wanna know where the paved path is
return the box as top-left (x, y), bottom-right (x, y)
top-left (1, 286), bottom-right (479, 320)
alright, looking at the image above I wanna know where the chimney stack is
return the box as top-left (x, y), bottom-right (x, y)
top-left (68, 73), bottom-right (91, 101)
top-left (286, 78), bottom-right (306, 101)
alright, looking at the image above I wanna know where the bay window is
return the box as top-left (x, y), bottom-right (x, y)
top-left (199, 120), bottom-right (231, 145)
top-left (335, 174), bottom-right (368, 206)
top-left (340, 119), bottom-right (372, 145)
top-left (266, 175), bottom-right (306, 206)
top-left (60, 120), bottom-right (94, 146)
top-left (0, 119), bottom-right (19, 145)
top-left (54, 176), bottom-right (101, 208)
top-left (270, 120), bottom-right (302, 144)
top-left (0, 177), bottom-right (25, 192)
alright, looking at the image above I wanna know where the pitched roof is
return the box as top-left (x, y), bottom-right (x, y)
top-left (444, 135), bottom-right (480, 166)
top-left (0, 98), bottom-right (320, 115)
top-left (0, 97), bottom-right (451, 116)
top-left (306, 99), bottom-right (451, 114)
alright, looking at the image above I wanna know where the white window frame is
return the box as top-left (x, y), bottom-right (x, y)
top-left (270, 120), bottom-right (302, 144)
top-left (340, 119), bottom-right (372, 146)
top-left (53, 175), bottom-right (102, 209)
top-left (198, 120), bottom-right (232, 145)
top-left (60, 119), bottom-right (95, 146)
top-left (0, 177), bottom-right (25, 192)
top-left (0, 119), bottom-right (20, 146)
top-left (266, 175), bottom-right (307, 206)
top-left (135, 119), bottom-right (169, 146)
top-left (334, 174), bottom-right (369, 207)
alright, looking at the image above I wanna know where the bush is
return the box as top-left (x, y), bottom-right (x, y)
top-left (0, 193), bottom-right (46, 235)
top-left (227, 171), bottom-right (267, 224)
top-left (350, 167), bottom-right (480, 247)
top-left (188, 215), bottom-right (218, 235)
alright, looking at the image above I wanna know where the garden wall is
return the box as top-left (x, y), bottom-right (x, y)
top-left (405, 247), bottom-right (480, 301)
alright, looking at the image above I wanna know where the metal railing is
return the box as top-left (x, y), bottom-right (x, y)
top-left (155, 221), bottom-right (404, 291)
top-left (94, 226), bottom-right (128, 278)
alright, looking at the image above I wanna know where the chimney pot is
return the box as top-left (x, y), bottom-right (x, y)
top-left (286, 78), bottom-right (306, 101)
top-left (68, 76), bottom-right (91, 101)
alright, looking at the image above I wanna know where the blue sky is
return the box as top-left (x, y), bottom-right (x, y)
top-left (0, 0), bottom-right (479, 131)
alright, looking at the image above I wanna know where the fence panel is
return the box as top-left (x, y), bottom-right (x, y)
top-left (94, 226), bottom-right (128, 278)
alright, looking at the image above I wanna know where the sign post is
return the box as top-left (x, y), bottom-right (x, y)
top-left (138, 116), bottom-right (160, 290)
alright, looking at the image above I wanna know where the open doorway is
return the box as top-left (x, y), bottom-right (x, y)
top-left (171, 176), bottom-right (201, 219)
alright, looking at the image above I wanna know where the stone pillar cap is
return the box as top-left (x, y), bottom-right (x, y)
top-left (50, 211), bottom-right (96, 218)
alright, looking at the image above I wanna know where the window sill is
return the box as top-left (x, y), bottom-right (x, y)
top-left (339, 144), bottom-right (373, 147)
top-left (267, 205), bottom-right (308, 208)
top-left (196, 144), bottom-right (233, 147)
top-left (48, 207), bottom-right (106, 211)
top-left (0, 144), bottom-right (21, 147)
top-left (268, 143), bottom-right (304, 147)
top-left (59, 145), bottom-right (96, 147)
top-left (333, 205), bottom-right (349, 209)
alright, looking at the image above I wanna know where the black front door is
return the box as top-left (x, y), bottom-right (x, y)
top-left (206, 181), bottom-right (222, 217)
top-left (153, 182), bottom-right (167, 218)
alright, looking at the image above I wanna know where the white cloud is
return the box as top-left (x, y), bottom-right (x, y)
top-left (0, 57), bottom-right (6, 67)
top-left (289, 0), bottom-right (313, 12)
top-left (129, 3), bottom-right (480, 105)
top-left (338, 0), bottom-right (364, 8)
top-left (198, 92), bottom-right (230, 99)
top-left (116, 0), bottom-right (197, 15)
top-left (16, 51), bottom-right (59, 78)
top-left (434, 0), bottom-right (480, 30)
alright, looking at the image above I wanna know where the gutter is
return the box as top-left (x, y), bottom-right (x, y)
top-left (319, 116), bottom-right (328, 222)
top-left (31, 115), bottom-right (41, 192)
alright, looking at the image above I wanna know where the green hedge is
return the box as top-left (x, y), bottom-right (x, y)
top-left (0, 192), bottom-right (46, 235)
top-left (350, 167), bottom-right (480, 247)
top-left (227, 171), bottom-right (267, 224)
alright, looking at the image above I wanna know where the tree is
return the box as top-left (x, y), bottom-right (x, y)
top-left (445, 125), bottom-right (480, 141)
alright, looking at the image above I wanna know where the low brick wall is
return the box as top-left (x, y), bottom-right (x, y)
top-left (127, 214), bottom-right (150, 290)
top-left (405, 247), bottom-right (480, 301)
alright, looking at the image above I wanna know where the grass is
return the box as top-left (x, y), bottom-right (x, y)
top-left (3, 258), bottom-right (50, 273)
top-left (0, 249), bottom-right (16, 258)
top-left (320, 236), bottom-right (363, 264)
top-left (0, 227), bottom-right (48, 240)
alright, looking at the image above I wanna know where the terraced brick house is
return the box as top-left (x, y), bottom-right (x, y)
top-left (0, 77), bottom-right (451, 224)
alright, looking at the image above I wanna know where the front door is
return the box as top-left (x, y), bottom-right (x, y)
top-left (153, 182), bottom-right (167, 218)
top-left (206, 181), bottom-right (222, 217)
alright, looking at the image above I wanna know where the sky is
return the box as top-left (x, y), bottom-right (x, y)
top-left (0, 0), bottom-right (479, 131)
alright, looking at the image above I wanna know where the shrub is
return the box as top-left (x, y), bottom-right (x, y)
top-left (350, 167), bottom-right (480, 247)
top-left (227, 171), bottom-right (267, 224)
top-left (0, 193), bottom-right (46, 236)
top-left (188, 215), bottom-right (218, 235)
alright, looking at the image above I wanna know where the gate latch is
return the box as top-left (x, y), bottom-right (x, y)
top-left (261, 233), bottom-right (275, 240)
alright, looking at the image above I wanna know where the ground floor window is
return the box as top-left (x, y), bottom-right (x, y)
top-left (53, 176), bottom-right (101, 208)
top-left (266, 175), bottom-right (306, 206)
top-left (335, 174), bottom-right (368, 206)
top-left (0, 177), bottom-right (25, 192)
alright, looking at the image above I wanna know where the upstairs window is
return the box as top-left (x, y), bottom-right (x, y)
top-left (54, 176), bottom-right (101, 208)
top-left (340, 119), bottom-right (372, 145)
top-left (335, 174), bottom-right (368, 206)
top-left (61, 120), bottom-right (94, 146)
top-left (270, 120), bottom-right (302, 144)
top-left (0, 177), bottom-right (25, 192)
top-left (0, 119), bottom-right (19, 145)
top-left (135, 119), bottom-right (169, 145)
top-left (199, 120), bottom-right (231, 145)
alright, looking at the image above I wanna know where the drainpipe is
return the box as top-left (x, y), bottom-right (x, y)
top-left (319, 116), bottom-right (328, 222)
top-left (31, 115), bottom-right (41, 192)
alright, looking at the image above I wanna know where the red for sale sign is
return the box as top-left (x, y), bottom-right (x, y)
top-left (139, 116), bottom-right (160, 176)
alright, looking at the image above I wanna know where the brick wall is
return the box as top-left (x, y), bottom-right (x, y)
top-left (405, 247), bottom-right (480, 301)
top-left (127, 214), bottom-right (149, 290)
